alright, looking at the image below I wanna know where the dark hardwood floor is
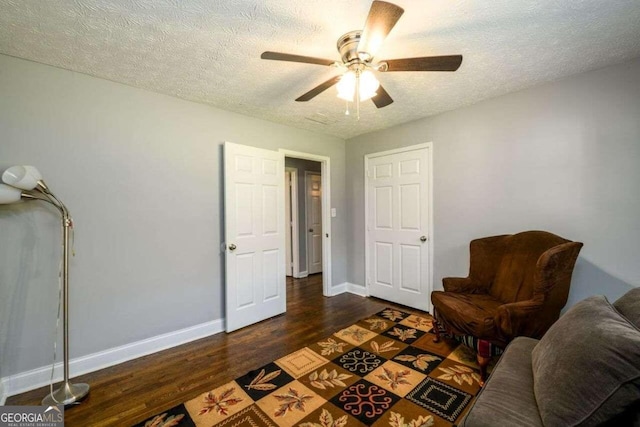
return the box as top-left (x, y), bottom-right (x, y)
top-left (7, 274), bottom-right (426, 426)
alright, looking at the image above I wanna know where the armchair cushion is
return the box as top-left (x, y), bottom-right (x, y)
top-left (431, 291), bottom-right (503, 340)
top-left (531, 295), bottom-right (640, 427)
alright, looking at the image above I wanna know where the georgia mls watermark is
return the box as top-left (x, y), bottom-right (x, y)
top-left (0, 405), bottom-right (63, 427)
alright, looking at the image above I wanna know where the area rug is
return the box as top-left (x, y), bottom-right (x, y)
top-left (135, 308), bottom-right (489, 427)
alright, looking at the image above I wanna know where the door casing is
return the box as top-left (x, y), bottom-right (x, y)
top-left (280, 149), bottom-right (332, 297)
top-left (285, 167), bottom-right (300, 277)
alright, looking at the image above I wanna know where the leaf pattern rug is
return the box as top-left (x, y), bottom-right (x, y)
top-left (134, 308), bottom-right (492, 427)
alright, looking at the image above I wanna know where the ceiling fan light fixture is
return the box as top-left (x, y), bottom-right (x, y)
top-left (336, 69), bottom-right (380, 102)
top-left (261, 1), bottom-right (461, 115)
top-left (359, 70), bottom-right (380, 101)
top-left (336, 71), bottom-right (357, 101)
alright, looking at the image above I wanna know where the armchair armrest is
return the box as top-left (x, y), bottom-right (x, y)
top-left (534, 241), bottom-right (584, 305)
top-left (495, 299), bottom-right (544, 341)
top-left (443, 277), bottom-right (484, 293)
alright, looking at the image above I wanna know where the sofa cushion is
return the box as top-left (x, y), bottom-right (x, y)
top-left (531, 295), bottom-right (640, 427)
top-left (613, 287), bottom-right (640, 328)
top-left (462, 337), bottom-right (543, 427)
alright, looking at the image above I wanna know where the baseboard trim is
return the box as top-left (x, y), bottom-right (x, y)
top-left (329, 283), bottom-right (347, 296)
top-left (330, 282), bottom-right (368, 297)
top-left (294, 270), bottom-right (309, 279)
top-left (1, 317), bottom-right (225, 400)
top-left (346, 282), bottom-right (368, 297)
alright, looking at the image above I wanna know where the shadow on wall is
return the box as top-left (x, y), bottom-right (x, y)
top-left (565, 257), bottom-right (636, 311)
top-left (0, 204), bottom-right (45, 379)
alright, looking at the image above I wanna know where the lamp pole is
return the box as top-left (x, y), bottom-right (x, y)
top-left (39, 188), bottom-right (90, 406)
top-left (1, 166), bottom-right (90, 406)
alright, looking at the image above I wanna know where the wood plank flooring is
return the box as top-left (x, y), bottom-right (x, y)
top-left (6, 275), bottom-right (425, 426)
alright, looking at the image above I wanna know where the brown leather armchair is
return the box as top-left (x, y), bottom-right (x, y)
top-left (431, 231), bottom-right (583, 383)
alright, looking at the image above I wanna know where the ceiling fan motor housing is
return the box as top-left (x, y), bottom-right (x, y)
top-left (337, 30), bottom-right (365, 64)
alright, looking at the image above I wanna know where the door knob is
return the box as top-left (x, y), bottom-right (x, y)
top-left (228, 243), bottom-right (237, 251)
top-left (309, 228), bottom-right (313, 232)
top-left (420, 236), bottom-right (427, 242)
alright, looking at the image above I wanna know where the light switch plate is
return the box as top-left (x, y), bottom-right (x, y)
top-left (331, 208), bottom-right (337, 217)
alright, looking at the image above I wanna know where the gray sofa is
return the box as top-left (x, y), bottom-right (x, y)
top-left (462, 288), bottom-right (640, 427)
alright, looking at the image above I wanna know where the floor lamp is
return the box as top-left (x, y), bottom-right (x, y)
top-left (0, 165), bottom-right (89, 406)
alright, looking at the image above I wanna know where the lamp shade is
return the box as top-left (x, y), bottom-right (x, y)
top-left (2, 165), bottom-right (43, 190)
top-left (0, 183), bottom-right (22, 204)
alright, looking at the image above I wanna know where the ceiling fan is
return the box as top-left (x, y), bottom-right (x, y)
top-left (260, 1), bottom-right (463, 115)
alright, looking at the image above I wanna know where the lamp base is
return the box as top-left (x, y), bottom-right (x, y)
top-left (42, 381), bottom-right (89, 406)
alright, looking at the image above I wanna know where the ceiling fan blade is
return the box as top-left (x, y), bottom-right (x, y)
top-left (381, 55), bottom-right (463, 72)
top-left (372, 84), bottom-right (393, 108)
top-left (261, 51), bottom-right (335, 66)
top-left (295, 76), bottom-right (341, 102)
top-left (357, 1), bottom-right (405, 59)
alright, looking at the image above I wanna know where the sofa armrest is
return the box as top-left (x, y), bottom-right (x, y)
top-left (495, 299), bottom-right (544, 341)
top-left (461, 337), bottom-right (542, 427)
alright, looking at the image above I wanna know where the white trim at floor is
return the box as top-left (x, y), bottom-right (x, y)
top-left (0, 318), bottom-right (225, 402)
top-left (346, 283), bottom-right (368, 297)
top-left (331, 282), bottom-right (369, 297)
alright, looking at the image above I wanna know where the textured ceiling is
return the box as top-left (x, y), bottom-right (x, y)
top-left (1, 0), bottom-right (639, 139)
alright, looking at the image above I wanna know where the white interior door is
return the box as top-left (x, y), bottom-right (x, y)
top-left (306, 172), bottom-right (323, 275)
top-left (366, 145), bottom-right (431, 311)
top-left (224, 142), bottom-right (286, 332)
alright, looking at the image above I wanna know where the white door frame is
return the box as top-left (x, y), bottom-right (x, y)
top-left (285, 167), bottom-right (301, 277)
top-left (280, 149), bottom-right (332, 297)
top-left (364, 142), bottom-right (434, 312)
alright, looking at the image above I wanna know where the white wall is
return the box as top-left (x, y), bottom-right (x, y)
top-left (0, 54), bottom-right (347, 379)
top-left (3, 51), bottom-right (639, 395)
top-left (346, 58), bottom-right (640, 307)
